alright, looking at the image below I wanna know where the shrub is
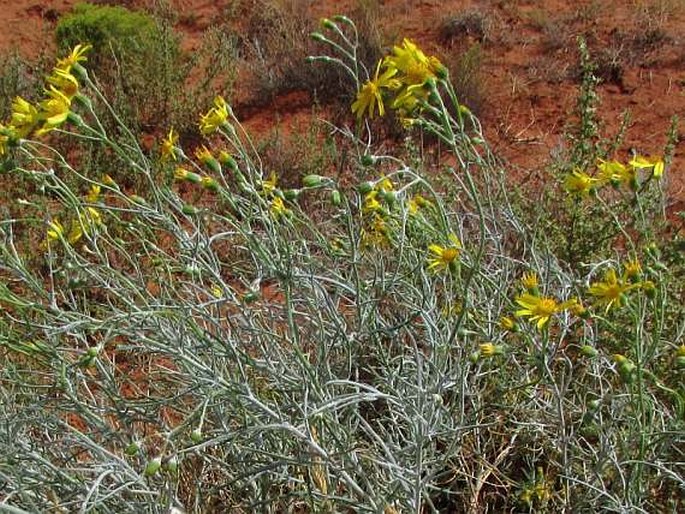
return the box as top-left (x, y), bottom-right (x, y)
top-left (0, 15), bottom-right (681, 514)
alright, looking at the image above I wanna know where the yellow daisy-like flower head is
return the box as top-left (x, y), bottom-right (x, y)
top-left (47, 218), bottom-right (65, 241)
top-left (10, 96), bottom-right (40, 138)
top-left (427, 234), bottom-right (461, 273)
top-left (199, 96), bottom-right (230, 136)
top-left (564, 169), bottom-right (598, 196)
top-left (85, 184), bottom-right (101, 203)
top-left (160, 128), bottom-right (179, 162)
top-left (363, 190), bottom-right (383, 214)
top-left (384, 38), bottom-right (443, 86)
top-left (361, 214), bottom-right (391, 249)
top-left (629, 154), bottom-right (665, 179)
top-left (597, 158), bottom-right (636, 189)
top-left (521, 271), bottom-right (539, 293)
top-left (351, 61), bottom-right (400, 119)
top-left (479, 343), bottom-right (497, 358)
top-left (377, 177), bottom-right (394, 192)
top-left (261, 172), bottom-right (278, 196)
top-left (102, 174), bottom-right (117, 188)
top-left (46, 68), bottom-right (80, 98)
top-left (56, 43), bottom-right (92, 72)
top-left (515, 293), bottom-right (560, 329)
top-left (407, 194), bottom-right (432, 215)
top-left (270, 196), bottom-right (290, 220)
top-left (623, 258), bottom-right (642, 283)
top-left (588, 268), bottom-right (637, 312)
top-left (36, 86), bottom-right (72, 136)
top-left (500, 316), bottom-right (516, 331)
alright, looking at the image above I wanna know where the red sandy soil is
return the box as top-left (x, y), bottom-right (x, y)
top-left (2, 0), bottom-right (684, 209)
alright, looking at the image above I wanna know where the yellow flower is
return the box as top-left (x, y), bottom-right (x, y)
top-left (363, 190), bottom-right (383, 213)
top-left (211, 284), bottom-right (223, 298)
top-left (56, 43), bottom-right (92, 72)
top-left (261, 172), bottom-right (278, 196)
top-left (597, 158), bottom-right (635, 187)
top-left (10, 96), bottom-right (39, 138)
top-left (351, 61), bottom-right (400, 119)
top-left (500, 316), bottom-right (516, 331)
top-left (377, 177), bottom-right (394, 192)
top-left (407, 194), bottom-right (432, 215)
top-left (427, 234), bottom-right (461, 273)
top-left (46, 68), bottom-right (80, 98)
top-left (564, 169), bottom-right (598, 196)
top-left (520, 271), bottom-right (539, 292)
top-left (102, 174), bottom-right (117, 188)
top-left (85, 184), bottom-right (101, 203)
top-left (629, 154), bottom-right (665, 179)
top-left (199, 96), bottom-right (230, 135)
top-left (270, 196), bottom-right (289, 219)
top-left (36, 86), bottom-right (72, 135)
top-left (515, 293), bottom-right (561, 329)
top-left (479, 343), bottom-right (503, 358)
top-left (160, 128), bottom-right (179, 161)
top-left (564, 297), bottom-right (587, 318)
top-left (361, 214), bottom-right (391, 248)
top-left (174, 167), bottom-right (201, 184)
top-left (588, 268), bottom-right (637, 312)
top-left (47, 218), bottom-right (65, 241)
top-left (382, 38), bottom-right (446, 114)
top-left (68, 206), bottom-right (103, 244)
top-left (384, 38), bottom-right (444, 86)
top-left (623, 258), bottom-right (642, 282)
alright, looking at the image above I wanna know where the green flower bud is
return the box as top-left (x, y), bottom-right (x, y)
top-left (331, 190), bottom-right (342, 206)
top-left (360, 154), bottom-right (376, 167)
top-left (675, 346), bottom-right (685, 370)
top-left (358, 181), bottom-right (374, 194)
top-left (283, 189), bottom-right (300, 201)
top-left (125, 441), bottom-right (141, 456)
top-left (380, 190), bottom-right (396, 207)
top-left (182, 204), bottom-right (199, 215)
top-left (144, 457), bottom-right (162, 476)
top-left (302, 174), bottom-right (325, 187)
top-left (164, 456), bottom-right (179, 475)
top-left (614, 354), bottom-right (636, 384)
top-left (66, 112), bottom-right (86, 128)
top-left (587, 398), bottom-right (601, 411)
top-left (190, 428), bottom-right (203, 443)
top-left (580, 345), bottom-right (599, 358)
top-left (201, 176), bottom-right (219, 192)
top-left (319, 18), bottom-right (336, 30)
top-left (242, 291), bottom-right (260, 304)
top-left (129, 195), bottom-right (147, 205)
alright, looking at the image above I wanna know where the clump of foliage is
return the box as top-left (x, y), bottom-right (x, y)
top-left (55, 2), bottom-right (160, 55)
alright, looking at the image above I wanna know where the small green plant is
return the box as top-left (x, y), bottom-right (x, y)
top-left (55, 2), bottom-right (159, 57)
